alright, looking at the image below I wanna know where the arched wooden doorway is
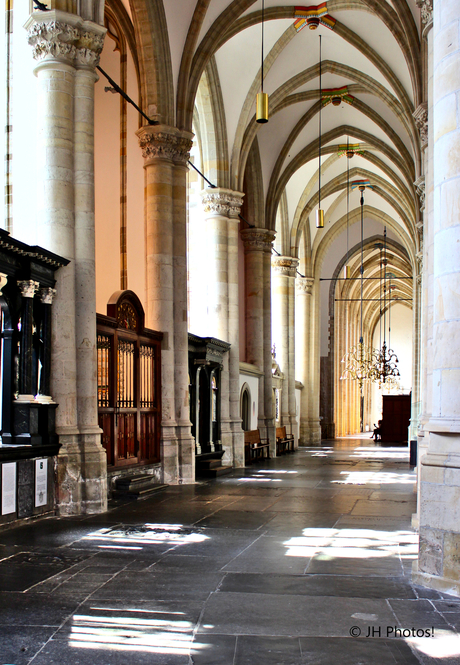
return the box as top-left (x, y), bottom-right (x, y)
top-left (97, 291), bottom-right (162, 468)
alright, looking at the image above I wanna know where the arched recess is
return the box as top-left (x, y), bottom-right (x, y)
top-left (320, 235), bottom-right (413, 439)
top-left (96, 290), bottom-right (163, 468)
top-left (128, 0), bottom-right (174, 125)
top-left (194, 56), bottom-right (229, 189)
top-left (240, 383), bottom-right (251, 432)
top-left (241, 138), bottom-right (264, 227)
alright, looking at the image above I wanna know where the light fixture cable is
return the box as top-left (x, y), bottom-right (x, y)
top-left (256, 0), bottom-right (269, 122)
top-left (316, 34), bottom-right (324, 228)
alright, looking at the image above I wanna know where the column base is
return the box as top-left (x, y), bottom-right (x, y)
top-left (177, 422), bottom-right (195, 484)
top-left (56, 432), bottom-right (107, 515)
top-left (299, 419), bottom-right (322, 446)
top-left (412, 561), bottom-right (460, 598)
top-left (220, 419), bottom-right (234, 466)
top-left (231, 420), bottom-right (245, 468)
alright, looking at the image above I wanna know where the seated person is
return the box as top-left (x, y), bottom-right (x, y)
top-left (371, 420), bottom-right (383, 441)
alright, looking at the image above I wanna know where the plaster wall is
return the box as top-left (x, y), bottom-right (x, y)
top-left (239, 371), bottom-right (260, 431)
top-left (94, 34), bottom-right (145, 314)
top-left (370, 303), bottom-right (413, 426)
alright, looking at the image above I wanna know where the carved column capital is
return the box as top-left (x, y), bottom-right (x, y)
top-left (413, 104), bottom-right (428, 151)
top-left (18, 280), bottom-right (40, 299)
top-left (201, 188), bottom-right (244, 219)
top-left (0, 273), bottom-right (7, 295)
top-left (136, 125), bottom-right (194, 165)
top-left (415, 0), bottom-right (433, 37)
top-left (240, 228), bottom-right (276, 253)
top-left (25, 11), bottom-right (106, 69)
top-left (296, 276), bottom-right (315, 295)
top-left (272, 256), bottom-right (299, 278)
top-left (39, 287), bottom-right (57, 305)
top-left (75, 29), bottom-right (105, 69)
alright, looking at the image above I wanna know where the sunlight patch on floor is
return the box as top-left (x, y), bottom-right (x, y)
top-left (406, 629), bottom-right (460, 659)
top-left (332, 471), bottom-right (414, 485)
top-left (81, 524), bottom-right (209, 547)
top-left (69, 610), bottom-right (211, 655)
top-left (283, 528), bottom-right (418, 559)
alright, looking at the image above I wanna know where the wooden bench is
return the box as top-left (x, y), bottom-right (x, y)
top-left (276, 426), bottom-right (295, 455)
top-left (244, 429), bottom-right (270, 464)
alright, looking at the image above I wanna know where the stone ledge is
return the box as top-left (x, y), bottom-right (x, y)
top-left (412, 561), bottom-right (460, 597)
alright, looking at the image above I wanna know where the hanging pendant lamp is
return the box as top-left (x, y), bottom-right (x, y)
top-left (373, 228), bottom-right (400, 386)
top-left (316, 34), bottom-right (324, 228)
top-left (256, 0), bottom-right (268, 123)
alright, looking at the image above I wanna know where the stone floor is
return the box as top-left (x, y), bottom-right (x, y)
top-left (1, 438), bottom-right (460, 665)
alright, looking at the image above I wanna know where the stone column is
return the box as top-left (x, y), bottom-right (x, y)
top-left (26, 10), bottom-right (107, 513)
top-left (296, 276), bottom-right (314, 445)
top-left (173, 148), bottom-right (195, 482)
top-left (137, 125), bottom-right (194, 484)
top-left (414, 1), bottom-right (434, 530)
top-left (241, 228), bottom-right (276, 453)
top-left (17, 280), bottom-right (40, 401)
top-left (414, 0), bottom-right (460, 595)
top-left (272, 256), bottom-right (299, 444)
top-left (201, 188), bottom-right (245, 466)
top-left (310, 280), bottom-right (322, 444)
top-left (37, 287), bottom-right (57, 401)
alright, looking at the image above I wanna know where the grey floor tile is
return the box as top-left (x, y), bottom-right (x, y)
top-left (0, 625), bottom-right (55, 665)
top-left (306, 555), bottom-right (404, 576)
top-left (29, 640), bottom-right (191, 665)
top-left (90, 570), bottom-right (225, 601)
top-left (198, 592), bottom-right (397, 637)
top-left (191, 634), bottom-right (237, 664)
top-left (222, 535), bottom-right (310, 574)
top-left (235, 635), bottom-right (302, 664)
top-left (219, 573), bottom-right (418, 599)
top-left (299, 637), bottom-right (420, 664)
top-left (0, 592), bottom-right (81, 626)
top-left (194, 509), bottom-right (275, 530)
top-left (389, 598), bottom-right (453, 629)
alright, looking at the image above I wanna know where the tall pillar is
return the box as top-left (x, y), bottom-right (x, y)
top-left (17, 280), bottom-right (39, 401)
top-left (296, 276), bottom-right (314, 445)
top-left (137, 125), bottom-right (195, 484)
top-left (309, 280), bottom-right (322, 444)
top-left (272, 256), bottom-right (299, 444)
top-left (173, 155), bottom-right (195, 482)
top-left (414, 0), bottom-right (460, 595)
top-left (37, 287), bottom-right (57, 401)
top-left (26, 10), bottom-right (107, 514)
top-left (414, 1), bottom-right (434, 529)
top-left (241, 228), bottom-right (276, 454)
top-left (201, 188), bottom-right (245, 467)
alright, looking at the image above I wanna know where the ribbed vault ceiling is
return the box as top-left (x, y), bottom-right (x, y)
top-left (158, 0), bottom-right (423, 273)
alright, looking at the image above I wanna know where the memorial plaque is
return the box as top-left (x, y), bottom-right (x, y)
top-left (35, 458), bottom-right (48, 507)
top-left (2, 463), bottom-right (16, 515)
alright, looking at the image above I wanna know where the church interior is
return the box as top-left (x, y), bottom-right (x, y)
top-left (0, 0), bottom-right (460, 662)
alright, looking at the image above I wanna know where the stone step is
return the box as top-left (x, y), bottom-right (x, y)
top-left (196, 465), bottom-right (233, 479)
top-left (113, 475), bottom-right (168, 499)
top-left (197, 459), bottom-right (225, 470)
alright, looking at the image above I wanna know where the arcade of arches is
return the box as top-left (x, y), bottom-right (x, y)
top-left (1, 0), bottom-right (460, 596)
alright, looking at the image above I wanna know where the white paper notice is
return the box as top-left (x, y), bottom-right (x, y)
top-left (2, 463), bottom-right (16, 515)
top-left (35, 458), bottom-right (48, 507)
